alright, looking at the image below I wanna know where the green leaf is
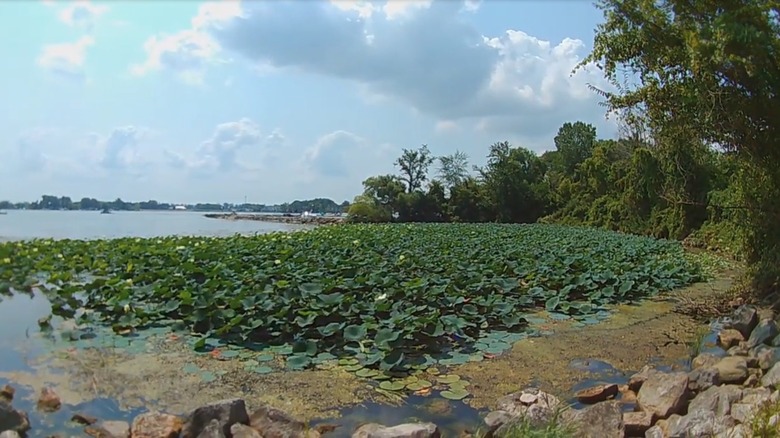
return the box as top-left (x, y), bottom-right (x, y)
top-left (379, 381), bottom-right (406, 391)
top-left (343, 324), bottom-right (367, 342)
top-left (441, 388), bottom-right (470, 400)
top-left (286, 355), bottom-right (312, 370)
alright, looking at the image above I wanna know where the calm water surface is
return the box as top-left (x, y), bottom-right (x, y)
top-left (0, 210), bottom-right (308, 241)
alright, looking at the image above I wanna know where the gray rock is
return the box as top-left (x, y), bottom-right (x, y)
top-left (760, 362), bottom-right (780, 387)
top-left (728, 344), bottom-right (750, 357)
top-left (183, 398), bottom-right (249, 438)
top-left (665, 410), bottom-right (734, 437)
top-left (747, 319), bottom-right (780, 348)
top-left (496, 387), bottom-right (561, 427)
top-left (353, 423), bottom-right (440, 438)
top-left (741, 387), bottom-right (772, 405)
top-left (0, 401), bottom-right (29, 433)
top-left (723, 305), bottom-right (759, 338)
top-left (688, 367), bottom-right (720, 392)
top-left (101, 420), bottom-right (131, 438)
top-left (719, 329), bottom-right (745, 349)
top-left (715, 424), bottom-right (750, 438)
top-left (770, 333), bottom-right (780, 347)
top-left (230, 424), bottom-right (262, 438)
top-left (644, 425), bottom-right (664, 438)
top-left (731, 403), bottom-right (759, 424)
top-left (249, 404), bottom-right (314, 438)
top-left (628, 365), bottom-right (654, 392)
top-left (692, 353), bottom-right (722, 370)
top-left (637, 370), bottom-right (689, 418)
top-left (623, 411), bottom-right (653, 437)
top-left (483, 410), bottom-right (511, 432)
top-left (750, 345), bottom-right (780, 370)
top-left (688, 385), bottom-right (743, 417)
top-left (0, 431), bottom-right (21, 438)
top-left (198, 419), bottom-right (227, 438)
top-left (564, 401), bottom-right (623, 438)
top-left (714, 356), bottom-right (749, 384)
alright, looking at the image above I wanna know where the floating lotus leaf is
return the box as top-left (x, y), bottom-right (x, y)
top-left (448, 380), bottom-right (470, 390)
top-left (441, 388), bottom-right (470, 400)
top-left (242, 359), bottom-right (259, 368)
top-left (343, 364), bottom-right (364, 372)
top-left (355, 368), bottom-right (380, 378)
top-left (379, 381), bottom-right (406, 391)
top-left (437, 374), bottom-right (461, 384)
top-left (200, 371), bottom-right (217, 383)
top-left (426, 367), bottom-right (440, 375)
top-left (256, 354), bottom-right (275, 362)
top-left (183, 363), bottom-right (199, 374)
top-left (373, 373), bottom-right (392, 380)
top-left (468, 354), bottom-right (484, 362)
top-left (286, 355), bottom-right (311, 370)
top-left (218, 350), bottom-right (240, 359)
top-left (249, 366), bottom-right (273, 374)
top-left (338, 358), bottom-right (359, 366)
top-left (406, 380), bottom-right (432, 391)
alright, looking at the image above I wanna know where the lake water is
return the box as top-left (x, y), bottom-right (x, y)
top-left (0, 210), bottom-right (308, 241)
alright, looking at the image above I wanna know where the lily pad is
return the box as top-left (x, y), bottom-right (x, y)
top-left (437, 374), bottom-right (461, 384)
top-left (256, 353), bottom-right (275, 362)
top-left (200, 371), bottom-right (217, 383)
top-left (379, 381), bottom-right (406, 391)
top-left (343, 364), bottom-right (364, 372)
top-left (440, 388), bottom-right (470, 400)
top-left (249, 366), bottom-right (274, 374)
top-left (406, 380), bottom-right (432, 391)
top-left (355, 368), bottom-right (380, 378)
top-left (183, 363), bottom-right (200, 374)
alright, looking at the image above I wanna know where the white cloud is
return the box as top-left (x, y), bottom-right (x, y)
top-left (130, 1), bottom-right (241, 83)
top-left (96, 126), bottom-right (149, 170)
top-left (135, 0), bottom-right (613, 140)
top-left (435, 120), bottom-right (460, 134)
top-left (36, 36), bottom-right (95, 78)
top-left (57, 0), bottom-right (108, 29)
top-left (166, 118), bottom-right (282, 175)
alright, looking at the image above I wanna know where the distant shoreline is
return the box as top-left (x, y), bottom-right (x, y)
top-left (204, 212), bottom-right (346, 225)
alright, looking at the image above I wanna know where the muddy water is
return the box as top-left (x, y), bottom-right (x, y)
top-left (0, 273), bottom-right (734, 437)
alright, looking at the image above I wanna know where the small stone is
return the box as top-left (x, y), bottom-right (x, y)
top-left (71, 413), bottom-right (98, 425)
top-left (728, 344), bottom-right (750, 357)
top-left (627, 365), bottom-right (654, 392)
top-left (37, 387), bottom-right (61, 412)
top-left (741, 387), bottom-right (772, 405)
top-left (101, 420), bottom-right (130, 438)
top-left (644, 425), bottom-right (664, 438)
top-left (230, 423), bottom-right (262, 438)
top-left (714, 356), bottom-right (748, 384)
top-left (622, 411), bottom-right (652, 436)
top-left (496, 388), bottom-right (561, 427)
top-left (85, 426), bottom-right (114, 438)
top-left (353, 423), bottom-right (440, 438)
top-left (715, 424), bottom-right (750, 438)
top-left (196, 418), bottom-right (225, 438)
top-left (483, 410), bottom-right (511, 431)
top-left (518, 393), bottom-right (537, 404)
top-left (744, 373), bottom-right (759, 387)
top-left (665, 410), bottom-right (734, 437)
top-left (751, 345), bottom-right (780, 370)
top-left (575, 384), bottom-right (618, 404)
top-left (619, 388), bottom-right (637, 404)
top-left (719, 329), bottom-right (745, 349)
top-left (563, 400), bottom-right (623, 438)
top-left (0, 385), bottom-right (14, 402)
top-left (131, 411), bottom-right (183, 438)
top-left (637, 370), bottom-right (689, 419)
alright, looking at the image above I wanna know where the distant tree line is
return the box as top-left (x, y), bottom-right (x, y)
top-left (0, 196), bottom-right (350, 214)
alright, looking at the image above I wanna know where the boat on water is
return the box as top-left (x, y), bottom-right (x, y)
top-left (0, 211), bottom-right (6, 215)
top-left (100, 208), bottom-right (111, 214)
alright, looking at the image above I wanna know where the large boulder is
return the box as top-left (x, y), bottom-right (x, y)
top-left (747, 319), bottom-right (779, 348)
top-left (182, 398), bottom-right (250, 438)
top-left (352, 423), bottom-right (440, 438)
top-left (637, 371), bottom-right (689, 419)
top-left (249, 404), bottom-right (319, 438)
top-left (723, 305), bottom-right (758, 338)
top-left (496, 387), bottom-right (562, 427)
top-left (713, 356), bottom-right (748, 384)
top-left (131, 411), bottom-right (184, 438)
top-left (564, 400), bottom-right (624, 438)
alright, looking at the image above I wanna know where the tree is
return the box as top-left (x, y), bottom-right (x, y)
top-left (478, 141), bottom-right (549, 223)
top-left (554, 121), bottom-right (597, 174)
top-left (582, 0), bottom-right (780, 293)
top-left (362, 175), bottom-right (405, 213)
top-left (437, 150), bottom-right (470, 189)
top-left (395, 145), bottom-right (435, 193)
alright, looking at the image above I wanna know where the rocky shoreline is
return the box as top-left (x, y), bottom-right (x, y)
top-left (204, 212), bottom-right (345, 226)
top-left (2, 304), bottom-right (779, 438)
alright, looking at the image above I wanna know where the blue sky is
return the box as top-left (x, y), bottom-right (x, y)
top-left (0, 0), bottom-right (616, 205)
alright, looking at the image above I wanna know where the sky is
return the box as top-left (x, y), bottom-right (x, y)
top-left (0, 0), bottom-right (618, 205)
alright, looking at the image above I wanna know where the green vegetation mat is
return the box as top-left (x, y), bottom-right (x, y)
top-left (0, 223), bottom-right (702, 375)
